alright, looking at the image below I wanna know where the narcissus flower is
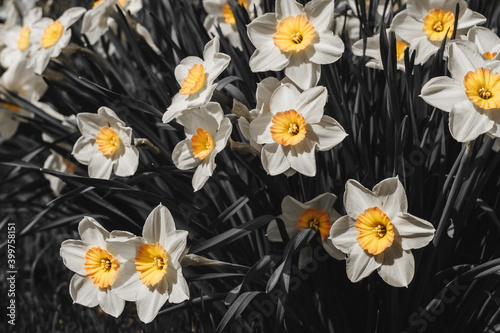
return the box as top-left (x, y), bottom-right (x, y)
top-left (420, 43), bottom-right (500, 142)
top-left (203, 0), bottom-right (261, 49)
top-left (81, 0), bottom-right (143, 45)
top-left (172, 102), bottom-right (232, 191)
top-left (267, 193), bottom-right (345, 261)
top-left (247, 0), bottom-right (344, 89)
top-left (352, 29), bottom-right (409, 72)
top-left (330, 178), bottom-right (435, 287)
top-left (391, 0), bottom-right (486, 64)
top-left (163, 37), bottom-right (231, 123)
top-left (59, 217), bottom-right (129, 317)
top-left (72, 106), bottom-right (139, 179)
top-left (28, 7), bottom-right (86, 74)
top-left (451, 27), bottom-right (500, 62)
top-left (249, 83), bottom-right (347, 176)
top-left (106, 204), bottom-right (190, 324)
top-left (0, 6), bottom-right (42, 68)
top-left (0, 57), bottom-right (46, 138)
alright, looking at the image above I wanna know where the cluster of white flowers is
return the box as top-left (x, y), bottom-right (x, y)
top-left (60, 204), bottom-right (189, 323)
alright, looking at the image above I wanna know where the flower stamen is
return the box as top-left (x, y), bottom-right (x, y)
top-left (270, 109), bottom-right (307, 146)
top-left (297, 208), bottom-right (331, 240)
top-left (356, 207), bottom-right (394, 255)
top-left (180, 64), bottom-right (206, 95)
top-left (191, 128), bottom-right (215, 160)
top-left (41, 20), bottom-right (64, 48)
top-left (135, 243), bottom-right (168, 287)
top-left (84, 247), bottom-right (119, 289)
top-left (17, 26), bottom-right (31, 51)
top-left (273, 15), bottom-right (316, 53)
top-left (422, 9), bottom-right (454, 41)
top-left (96, 126), bottom-right (121, 156)
top-left (463, 67), bottom-right (500, 109)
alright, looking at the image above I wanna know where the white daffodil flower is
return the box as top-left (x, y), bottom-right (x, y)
top-left (163, 37), bottom-right (231, 123)
top-left (106, 204), bottom-right (190, 324)
top-left (81, 0), bottom-right (143, 45)
top-left (203, 0), bottom-right (261, 50)
top-left (172, 102), bottom-right (232, 191)
top-left (330, 177), bottom-right (435, 287)
top-left (420, 43), bottom-right (500, 143)
top-left (72, 106), bottom-right (139, 179)
top-left (43, 151), bottom-right (77, 196)
top-left (451, 26), bottom-right (500, 62)
top-left (247, 0), bottom-right (344, 90)
top-left (351, 28), bottom-right (409, 72)
top-left (391, 0), bottom-right (486, 65)
top-left (249, 83), bottom-right (347, 177)
top-left (267, 193), bottom-right (345, 265)
top-left (0, 6), bottom-right (42, 69)
top-left (59, 217), bottom-right (130, 317)
top-left (28, 7), bottom-right (86, 74)
top-left (0, 57), bottom-right (47, 138)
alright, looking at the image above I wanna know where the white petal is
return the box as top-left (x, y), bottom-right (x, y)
top-left (344, 179), bottom-right (382, 219)
top-left (295, 86), bottom-right (327, 123)
top-left (192, 155), bottom-right (216, 191)
top-left (377, 242), bottom-right (414, 287)
top-left (206, 53), bottom-right (231, 83)
top-left (58, 7), bottom-right (86, 28)
top-left (352, 34), bottom-right (381, 60)
top-left (412, 37), bottom-right (439, 65)
top-left (269, 83), bottom-right (301, 113)
top-left (391, 11), bottom-right (424, 42)
top-left (456, 9), bottom-right (486, 30)
top-left (79, 217), bottom-right (109, 247)
top-left (261, 143), bottom-right (291, 175)
top-left (112, 262), bottom-right (147, 301)
top-left (285, 55), bottom-right (321, 90)
top-left (420, 76), bottom-right (467, 112)
top-left (172, 140), bottom-right (199, 170)
top-left (322, 239), bottom-right (346, 260)
top-left (304, 0), bottom-right (334, 31)
top-left (393, 213), bottom-right (435, 250)
top-left (346, 245), bottom-right (381, 283)
top-left (113, 146), bottom-right (139, 177)
top-left (372, 177), bottom-right (408, 220)
top-left (447, 42), bottom-right (485, 82)
top-left (72, 137), bottom-right (95, 165)
top-left (135, 288), bottom-right (169, 323)
top-left (167, 267), bottom-right (190, 303)
top-left (307, 115), bottom-right (347, 150)
top-left (106, 235), bottom-right (143, 262)
top-left (69, 274), bottom-right (99, 307)
top-left (249, 46), bottom-right (289, 72)
top-left (203, 36), bottom-right (220, 60)
top-left (60, 240), bottom-right (87, 275)
top-left (165, 230), bottom-right (189, 266)
top-left (76, 112), bottom-right (107, 136)
top-left (288, 139), bottom-right (317, 177)
top-left (143, 204), bottom-right (176, 244)
top-left (213, 118), bottom-right (232, 153)
top-left (467, 26), bottom-right (500, 54)
top-left (97, 289), bottom-right (125, 317)
top-left (329, 215), bottom-right (357, 254)
top-left (256, 77), bottom-right (282, 111)
top-left (276, 0), bottom-right (302, 20)
top-left (88, 152), bottom-right (114, 179)
top-left (307, 32), bottom-right (344, 65)
top-left (449, 100), bottom-right (494, 142)
top-left (174, 56), bottom-right (203, 86)
top-left (280, 196), bottom-right (309, 223)
top-left (247, 13), bottom-right (279, 48)
top-left (249, 112), bottom-right (274, 144)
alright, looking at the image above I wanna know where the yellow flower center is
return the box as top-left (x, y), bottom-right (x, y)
top-left (118, 0), bottom-right (127, 6)
top-left (270, 109), bottom-right (307, 146)
top-left (273, 15), bottom-right (316, 53)
top-left (1, 103), bottom-right (21, 113)
top-left (422, 9), bottom-right (454, 42)
top-left (297, 208), bottom-right (332, 240)
top-left (135, 243), bottom-right (168, 287)
top-left (222, 0), bottom-right (247, 25)
top-left (84, 247), bottom-right (120, 289)
top-left (396, 40), bottom-right (408, 61)
top-left (463, 67), bottom-right (500, 110)
top-left (356, 207), bottom-right (395, 255)
top-left (180, 64), bottom-right (206, 95)
top-left (96, 126), bottom-right (121, 156)
top-left (191, 128), bottom-right (215, 160)
top-left (41, 20), bottom-right (64, 48)
top-left (483, 52), bottom-right (497, 60)
top-left (17, 26), bottom-right (30, 51)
